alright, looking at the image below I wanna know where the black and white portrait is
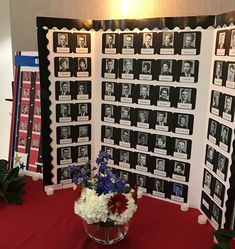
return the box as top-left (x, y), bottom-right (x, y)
top-left (139, 85), bottom-right (150, 99)
top-left (155, 158), bottom-right (165, 172)
top-left (120, 150), bottom-right (130, 163)
top-left (78, 103), bottom-right (88, 117)
top-left (121, 83), bottom-right (132, 98)
top-left (61, 167), bottom-right (71, 180)
top-left (105, 82), bottom-right (114, 96)
top-left (183, 33), bottom-right (196, 49)
top-left (174, 139), bottom-right (188, 159)
top-left (137, 153), bottom-right (147, 167)
top-left (57, 33), bottom-right (68, 48)
top-left (59, 57), bottom-right (70, 72)
top-left (78, 126), bottom-right (88, 138)
top-left (137, 131), bottom-right (148, 147)
top-left (206, 145), bottom-right (215, 165)
top-left (137, 109), bottom-right (149, 128)
top-left (105, 33), bottom-right (116, 48)
top-left (180, 60), bottom-right (196, 83)
top-left (78, 145), bottom-right (88, 158)
top-left (104, 105), bottom-right (114, 118)
top-left (220, 125), bottom-right (229, 146)
top-left (212, 204), bottom-right (220, 223)
top-left (54, 32), bottom-right (70, 53)
top-left (122, 59), bottom-right (134, 74)
top-left (141, 33), bottom-right (154, 54)
top-left (230, 30), bottom-right (235, 50)
top-left (60, 104), bottom-right (71, 118)
top-left (60, 147), bottom-right (71, 161)
top-left (102, 58), bottom-right (117, 79)
top-left (104, 126), bottom-right (113, 140)
top-left (120, 171), bottom-right (129, 184)
top-left (214, 61), bottom-right (223, 85)
top-left (155, 111), bottom-right (168, 131)
top-left (120, 106), bottom-right (131, 121)
top-left (174, 162), bottom-right (185, 175)
top-left (154, 178), bottom-right (164, 192)
top-left (155, 135), bottom-right (166, 149)
top-left (60, 126), bottom-right (71, 140)
top-left (217, 32), bottom-right (226, 50)
top-left (136, 174), bottom-right (146, 189)
top-left (160, 60), bottom-right (172, 75)
top-left (204, 170), bottom-right (212, 190)
top-left (120, 129), bottom-right (130, 143)
top-left (179, 88), bottom-right (192, 104)
top-left (59, 81), bottom-right (71, 96)
top-left (162, 32), bottom-right (174, 48)
top-left (157, 87), bottom-right (171, 107)
top-left (138, 60), bottom-right (153, 80)
top-left (77, 81), bottom-right (90, 100)
top-left (214, 179), bottom-right (223, 199)
top-left (208, 119), bottom-right (217, 144)
top-left (123, 34), bottom-right (134, 49)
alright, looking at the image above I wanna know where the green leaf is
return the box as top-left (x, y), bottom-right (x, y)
top-left (7, 176), bottom-right (25, 184)
top-left (7, 180), bottom-right (25, 192)
top-left (5, 167), bottom-right (19, 181)
top-left (212, 242), bottom-right (230, 249)
top-left (215, 229), bottom-right (235, 243)
top-left (4, 193), bottom-right (23, 205)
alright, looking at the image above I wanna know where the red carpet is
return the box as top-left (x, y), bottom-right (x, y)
top-left (0, 177), bottom-right (214, 249)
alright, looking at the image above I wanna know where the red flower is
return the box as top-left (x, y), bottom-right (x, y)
top-left (108, 194), bottom-right (128, 214)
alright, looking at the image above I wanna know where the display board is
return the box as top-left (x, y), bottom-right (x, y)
top-left (37, 16), bottom-right (235, 229)
top-left (9, 52), bottom-right (43, 177)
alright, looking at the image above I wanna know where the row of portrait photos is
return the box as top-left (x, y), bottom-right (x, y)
top-left (102, 108), bottom-right (194, 135)
top-left (52, 31), bottom-right (201, 55)
top-left (102, 84), bottom-right (197, 110)
top-left (213, 60), bottom-right (235, 89)
top-left (207, 118), bottom-right (232, 153)
top-left (215, 29), bottom-right (235, 56)
top-left (58, 162), bottom-right (188, 203)
top-left (101, 128), bottom-right (192, 159)
top-left (210, 90), bottom-right (235, 122)
top-left (101, 58), bottom-right (199, 83)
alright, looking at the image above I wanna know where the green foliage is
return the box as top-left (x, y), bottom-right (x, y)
top-left (0, 160), bottom-right (25, 205)
top-left (213, 229), bottom-right (235, 249)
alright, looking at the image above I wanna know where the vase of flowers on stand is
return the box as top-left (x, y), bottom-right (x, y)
top-left (74, 151), bottom-right (138, 245)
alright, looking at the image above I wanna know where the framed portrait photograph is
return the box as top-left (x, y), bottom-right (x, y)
top-left (103, 33), bottom-right (118, 54)
top-left (135, 152), bottom-right (149, 172)
top-left (22, 71), bottom-right (32, 82)
top-left (119, 128), bottom-right (132, 148)
top-left (151, 178), bottom-right (166, 198)
top-left (215, 30), bottom-right (227, 56)
top-left (54, 57), bottom-right (73, 77)
top-left (213, 61), bottom-right (224, 86)
top-left (205, 145), bottom-right (216, 171)
top-left (138, 59), bottom-right (155, 81)
top-left (118, 106), bottom-right (133, 126)
top-left (153, 157), bottom-right (169, 177)
top-left (22, 87), bottom-right (30, 100)
top-left (21, 104), bottom-right (29, 116)
top-left (140, 32), bottom-right (155, 54)
top-left (156, 86), bottom-right (171, 107)
top-left (56, 125), bottom-right (72, 144)
top-left (211, 202), bottom-right (222, 229)
top-left (119, 170), bottom-right (131, 186)
top-left (58, 166), bottom-right (72, 184)
top-left (137, 84), bottom-right (151, 105)
top-left (180, 31), bottom-right (201, 55)
top-left (219, 124), bottom-right (231, 152)
top-left (171, 160), bottom-right (190, 182)
top-left (136, 174), bottom-right (148, 193)
top-left (158, 59), bottom-right (174, 82)
top-left (179, 60), bottom-right (199, 83)
top-left (229, 29), bottom-right (235, 56)
top-left (102, 104), bottom-right (116, 123)
top-left (53, 32), bottom-right (71, 53)
top-left (203, 169), bottom-right (213, 196)
top-left (170, 182), bottom-right (188, 203)
top-left (74, 57), bottom-right (91, 77)
top-left (119, 58), bottom-right (135, 80)
top-left (118, 149), bottom-right (131, 169)
top-left (136, 131), bottom-right (149, 152)
top-left (77, 145), bottom-right (90, 165)
top-left (102, 146), bottom-right (115, 165)
top-left (102, 81), bottom-right (116, 101)
top-left (159, 32), bottom-right (175, 55)
top-left (210, 90), bottom-right (221, 116)
top-left (120, 83), bottom-right (134, 103)
top-left (173, 138), bottom-right (191, 159)
top-left (102, 58), bottom-right (118, 79)
top-left (176, 87), bottom-right (196, 110)
top-left (212, 179), bottom-right (225, 207)
top-left (77, 124), bottom-right (91, 143)
top-left (120, 33), bottom-right (137, 54)
top-left (76, 81), bottom-right (91, 100)
top-left (207, 119), bottom-right (219, 144)
top-left (57, 146), bottom-right (73, 165)
top-left (173, 113), bottom-right (194, 135)
top-left (136, 109), bottom-right (150, 129)
top-left (153, 134), bottom-right (168, 155)
top-left (55, 81), bottom-right (72, 101)
top-left (77, 103), bottom-right (91, 122)
top-left (56, 103), bottom-right (72, 123)
top-left (216, 153), bottom-right (228, 181)
top-left (222, 94), bottom-right (234, 122)
top-left (102, 125), bottom-right (115, 145)
top-left (226, 62), bottom-right (235, 89)
top-left (74, 33), bottom-right (91, 53)
top-left (154, 111), bottom-right (171, 132)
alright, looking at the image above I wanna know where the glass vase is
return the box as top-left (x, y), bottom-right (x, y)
top-left (82, 219), bottom-right (129, 245)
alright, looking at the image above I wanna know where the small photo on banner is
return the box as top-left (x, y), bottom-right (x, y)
top-left (169, 181), bottom-right (188, 203)
top-left (53, 32), bottom-right (72, 53)
top-left (139, 32), bottom-right (156, 54)
top-left (102, 58), bottom-right (118, 79)
top-left (102, 33), bottom-right (119, 54)
top-left (102, 81), bottom-right (116, 102)
top-left (153, 156), bottom-right (170, 177)
top-left (210, 90), bottom-right (222, 116)
top-left (120, 33), bottom-right (138, 54)
top-left (179, 31), bottom-right (201, 55)
top-left (228, 29), bottom-right (235, 56)
top-left (213, 61), bottom-right (225, 86)
top-left (225, 62), bottom-right (235, 89)
top-left (13, 152), bottom-right (28, 171)
top-left (150, 177), bottom-right (167, 199)
top-left (74, 57), bottom-right (91, 77)
top-left (73, 32), bottom-right (91, 54)
top-left (54, 57), bottom-right (73, 77)
top-left (215, 30), bottom-right (228, 56)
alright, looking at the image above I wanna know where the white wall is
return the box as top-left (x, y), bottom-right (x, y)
top-left (0, 1), bottom-right (13, 159)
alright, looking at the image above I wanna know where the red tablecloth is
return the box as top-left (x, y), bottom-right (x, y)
top-left (0, 177), bottom-right (214, 249)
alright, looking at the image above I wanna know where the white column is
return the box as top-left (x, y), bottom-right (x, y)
top-left (0, 0), bottom-right (13, 159)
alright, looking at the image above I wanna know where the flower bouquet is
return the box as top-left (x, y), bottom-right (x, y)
top-left (74, 151), bottom-right (138, 245)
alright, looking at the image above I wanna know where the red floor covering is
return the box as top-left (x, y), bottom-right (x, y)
top-left (0, 177), bottom-right (214, 249)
